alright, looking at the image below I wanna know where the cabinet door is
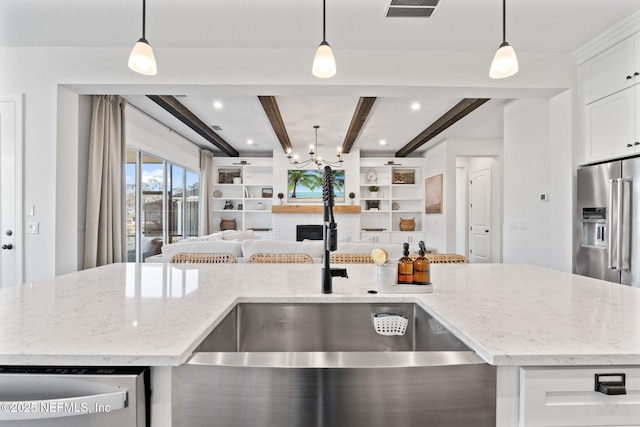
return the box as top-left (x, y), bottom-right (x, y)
top-left (585, 88), bottom-right (635, 163)
top-left (390, 232), bottom-right (427, 246)
top-left (520, 366), bottom-right (640, 427)
top-left (585, 36), bottom-right (635, 104)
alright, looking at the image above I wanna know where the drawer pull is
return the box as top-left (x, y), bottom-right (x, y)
top-left (595, 373), bottom-right (627, 395)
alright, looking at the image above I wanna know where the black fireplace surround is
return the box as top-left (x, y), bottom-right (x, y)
top-left (296, 224), bottom-right (323, 241)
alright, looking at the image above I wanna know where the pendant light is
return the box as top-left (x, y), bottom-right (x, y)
top-left (489, 0), bottom-right (518, 79)
top-left (128, 0), bottom-right (157, 76)
top-left (312, 0), bottom-right (336, 78)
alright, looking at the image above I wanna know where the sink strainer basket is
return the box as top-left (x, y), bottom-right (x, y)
top-left (372, 313), bottom-right (408, 336)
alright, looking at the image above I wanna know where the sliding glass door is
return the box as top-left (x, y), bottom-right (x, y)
top-left (126, 147), bottom-right (200, 262)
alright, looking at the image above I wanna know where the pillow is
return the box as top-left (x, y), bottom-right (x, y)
top-left (221, 230), bottom-right (255, 241)
top-left (200, 232), bottom-right (224, 241)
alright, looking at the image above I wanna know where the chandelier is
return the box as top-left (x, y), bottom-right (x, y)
top-left (287, 125), bottom-right (344, 169)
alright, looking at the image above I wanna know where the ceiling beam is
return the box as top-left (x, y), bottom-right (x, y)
top-left (146, 95), bottom-right (239, 157)
top-left (395, 98), bottom-right (491, 157)
top-left (258, 96), bottom-right (292, 153)
top-left (342, 97), bottom-right (376, 154)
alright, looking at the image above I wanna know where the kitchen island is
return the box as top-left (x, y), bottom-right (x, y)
top-left (1, 262), bottom-right (639, 426)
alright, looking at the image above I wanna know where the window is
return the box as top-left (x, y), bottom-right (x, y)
top-left (126, 147), bottom-right (200, 262)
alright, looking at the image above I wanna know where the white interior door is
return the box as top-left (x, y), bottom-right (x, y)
top-left (0, 96), bottom-right (23, 287)
top-left (469, 166), bottom-right (492, 263)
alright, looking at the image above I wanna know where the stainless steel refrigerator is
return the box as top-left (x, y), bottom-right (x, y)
top-left (574, 156), bottom-right (640, 286)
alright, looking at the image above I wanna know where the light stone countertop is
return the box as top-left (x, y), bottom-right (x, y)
top-left (1, 262), bottom-right (639, 367)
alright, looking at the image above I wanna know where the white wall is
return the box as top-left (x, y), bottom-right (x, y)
top-left (0, 46), bottom-right (577, 282)
top-left (502, 92), bottom-right (573, 271)
top-left (423, 138), bottom-right (503, 256)
top-left (55, 89), bottom-right (91, 275)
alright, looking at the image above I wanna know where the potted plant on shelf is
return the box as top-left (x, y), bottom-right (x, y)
top-left (348, 192), bottom-right (356, 205)
top-left (368, 186), bottom-right (379, 198)
top-left (277, 192), bottom-right (284, 205)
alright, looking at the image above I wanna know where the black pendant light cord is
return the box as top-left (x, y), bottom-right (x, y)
top-left (502, 0), bottom-right (506, 43)
top-left (322, 0), bottom-right (327, 43)
top-left (142, 0), bottom-right (147, 40)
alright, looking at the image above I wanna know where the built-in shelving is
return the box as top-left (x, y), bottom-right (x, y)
top-left (359, 158), bottom-right (425, 233)
top-left (212, 158), bottom-right (273, 232)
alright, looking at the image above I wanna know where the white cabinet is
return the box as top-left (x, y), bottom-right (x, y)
top-left (389, 231), bottom-right (427, 245)
top-left (582, 32), bottom-right (640, 163)
top-left (520, 366), bottom-right (640, 427)
top-left (212, 158), bottom-right (273, 232)
top-left (585, 86), bottom-right (639, 162)
top-left (584, 34), bottom-right (638, 104)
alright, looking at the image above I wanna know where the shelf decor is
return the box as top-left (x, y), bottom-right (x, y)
top-left (218, 168), bottom-right (241, 184)
top-left (261, 188), bottom-right (273, 198)
top-left (392, 169), bottom-right (416, 185)
top-left (425, 174), bottom-right (443, 214)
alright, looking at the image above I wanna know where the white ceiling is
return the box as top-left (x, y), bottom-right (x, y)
top-left (4, 0), bottom-right (640, 156)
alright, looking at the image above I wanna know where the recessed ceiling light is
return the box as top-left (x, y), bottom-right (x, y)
top-left (213, 101), bottom-right (223, 110)
top-left (379, 140), bottom-right (387, 146)
top-left (411, 102), bottom-right (421, 111)
top-left (247, 139), bottom-right (254, 145)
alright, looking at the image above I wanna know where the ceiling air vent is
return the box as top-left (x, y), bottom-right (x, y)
top-left (386, 0), bottom-right (440, 18)
top-left (210, 125), bottom-right (223, 131)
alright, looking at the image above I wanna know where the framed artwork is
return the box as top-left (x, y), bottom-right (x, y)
top-left (425, 174), bottom-right (443, 214)
top-left (218, 168), bottom-right (241, 184)
top-left (261, 187), bottom-right (273, 198)
top-left (392, 168), bottom-right (416, 184)
top-left (366, 200), bottom-right (380, 210)
top-left (287, 169), bottom-right (345, 203)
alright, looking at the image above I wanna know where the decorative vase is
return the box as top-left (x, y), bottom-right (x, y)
top-left (399, 217), bottom-right (415, 232)
top-left (220, 218), bottom-right (237, 231)
top-left (370, 191), bottom-right (378, 198)
top-left (279, 199), bottom-right (283, 205)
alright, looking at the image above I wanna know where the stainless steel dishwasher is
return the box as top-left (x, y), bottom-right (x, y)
top-left (0, 366), bottom-right (149, 426)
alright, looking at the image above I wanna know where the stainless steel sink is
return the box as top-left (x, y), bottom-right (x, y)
top-left (172, 302), bottom-right (496, 427)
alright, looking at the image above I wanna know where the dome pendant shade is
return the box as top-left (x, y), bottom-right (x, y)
top-left (489, 42), bottom-right (518, 79)
top-left (312, 41), bottom-right (336, 78)
top-left (128, 38), bottom-right (157, 75)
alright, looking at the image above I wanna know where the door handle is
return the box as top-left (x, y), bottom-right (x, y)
top-left (595, 373), bottom-right (627, 395)
top-left (484, 230), bottom-right (489, 233)
top-left (1, 244), bottom-right (12, 250)
top-left (608, 179), bottom-right (618, 270)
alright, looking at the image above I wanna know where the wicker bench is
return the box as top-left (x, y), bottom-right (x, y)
top-left (171, 253), bottom-right (237, 264)
top-left (247, 253), bottom-right (314, 264)
top-left (330, 253), bottom-right (374, 264)
top-left (424, 254), bottom-right (468, 264)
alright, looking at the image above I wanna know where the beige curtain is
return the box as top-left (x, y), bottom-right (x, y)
top-left (83, 95), bottom-right (127, 268)
top-left (199, 150), bottom-right (214, 235)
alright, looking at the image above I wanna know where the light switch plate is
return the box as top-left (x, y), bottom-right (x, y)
top-left (27, 222), bottom-right (39, 234)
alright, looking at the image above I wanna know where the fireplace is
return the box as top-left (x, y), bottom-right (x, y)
top-left (296, 224), bottom-right (323, 241)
